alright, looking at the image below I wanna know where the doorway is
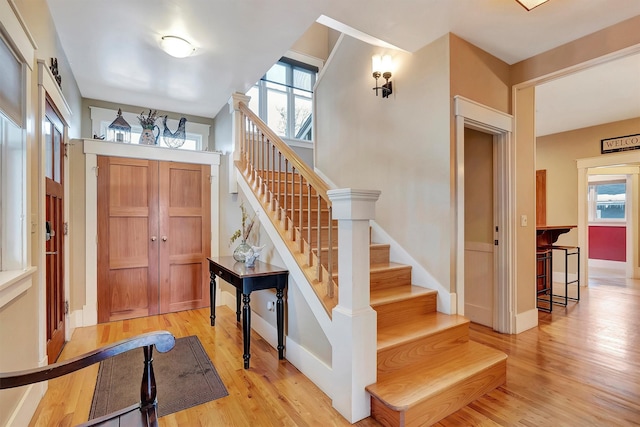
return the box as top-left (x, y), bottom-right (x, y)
top-left (463, 128), bottom-right (495, 327)
top-left (454, 96), bottom-right (514, 334)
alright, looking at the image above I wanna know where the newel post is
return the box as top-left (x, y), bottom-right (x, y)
top-left (327, 188), bottom-right (381, 423)
top-left (227, 92), bottom-right (251, 193)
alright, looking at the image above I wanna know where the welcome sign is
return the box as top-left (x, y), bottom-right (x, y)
top-left (601, 133), bottom-right (640, 154)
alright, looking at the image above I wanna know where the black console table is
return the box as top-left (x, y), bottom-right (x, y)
top-left (207, 256), bottom-right (288, 369)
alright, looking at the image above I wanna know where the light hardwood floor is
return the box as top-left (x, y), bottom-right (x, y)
top-left (30, 275), bottom-right (640, 426)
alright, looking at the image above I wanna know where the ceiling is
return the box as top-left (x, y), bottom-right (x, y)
top-left (46, 0), bottom-right (640, 135)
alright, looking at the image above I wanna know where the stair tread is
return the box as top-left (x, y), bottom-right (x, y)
top-left (366, 341), bottom-right (507, 411)
top-left (315, 242), bottom-right (389, 252)
top-left (376, 312), bottom-right (469, 350)
top-left (331, 262), bottom-right (410, 279)
top-left (370, 285), bottom-right (436, 306)
top-left (370, 262), bottom-right (411, 272)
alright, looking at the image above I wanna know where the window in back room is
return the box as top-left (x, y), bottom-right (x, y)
top-left (588, 179), bottom-right (626, 222)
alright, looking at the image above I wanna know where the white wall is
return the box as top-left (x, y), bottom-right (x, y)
top-left (315, 34), bottom-right (453, 291)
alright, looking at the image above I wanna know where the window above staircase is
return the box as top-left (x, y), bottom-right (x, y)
top-left (246, 57), bottom-right (317, 143)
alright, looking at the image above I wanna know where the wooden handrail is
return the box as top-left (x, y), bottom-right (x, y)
top-left (236, 102), bottom-right (336, 301)
top-left (238, 102), bottom-right (331, 202)
top-left (0, 331), bottom-right (175, 389)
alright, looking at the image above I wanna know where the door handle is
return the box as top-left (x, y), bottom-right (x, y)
top-left (162, 236), bottom-right (168, 242)
top-left (151, 236), bottom-right (157, 241)
top-left (46, 251), bottom-right (58, 255)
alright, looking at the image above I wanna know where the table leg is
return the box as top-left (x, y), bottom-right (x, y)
top-left (209, 271), bottom-right (216, 326)
top-left (276, 288), bottom-right (284, 360)
top-left (236, 288), bottom-right (241, 322)
top-left (242, 293), bottom-right (251, 369)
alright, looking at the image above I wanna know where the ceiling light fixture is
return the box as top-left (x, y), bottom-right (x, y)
top-left (515, 0), bottom-right (550, 11)
top-left (160, 35), bottom-right (195, 58)
top-left (372, 54), bottom-right (393, 98)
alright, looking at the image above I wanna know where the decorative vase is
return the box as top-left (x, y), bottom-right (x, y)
top-left (233, 240), bottom-right (254, 262)
top-left (139, 125), bottom-right (159, 145)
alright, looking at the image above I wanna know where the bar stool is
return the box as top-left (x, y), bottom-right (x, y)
top-left (547, 245), bottom-right (580, 305)
top-left (536, 248), bottom-right (552, 312)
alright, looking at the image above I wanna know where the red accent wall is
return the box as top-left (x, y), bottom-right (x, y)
top-left (589, 226), bottom-right (626, 261)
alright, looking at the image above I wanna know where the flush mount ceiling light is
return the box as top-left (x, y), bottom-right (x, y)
top-left (160, 35), bottom-right (195, 58)
top-left (515, 0), bottom-right (550, 10)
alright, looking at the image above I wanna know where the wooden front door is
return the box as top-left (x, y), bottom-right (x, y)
top-left (45, 99), bottom-right (66, 362)
top-left (97, 157), bottom-right (210, 322)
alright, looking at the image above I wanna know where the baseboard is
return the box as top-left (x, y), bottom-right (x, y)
top-left (515, 308), bottom-right (538, 333)
top-left (220, 289), bottom-right (334, 397)
top-left (5, 381), bottom-right (46, 426)
top-left (67, 309), bottom-right (84, 340)
top-left (588, 259), bottom-right (625, 270)
top-left (82, 302), bottom-right (97, 327)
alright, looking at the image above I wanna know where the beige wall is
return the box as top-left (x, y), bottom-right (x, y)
top-left (450, 34), bottom-right (511, 114)
top-left (536, 117), bottom-right (640, 243)
top-left (290, 22), bottom-right (331, 62)
top-left (1, 0), bottom-right (83, 423)
top-left (511, 16), bottom-right (640, 319)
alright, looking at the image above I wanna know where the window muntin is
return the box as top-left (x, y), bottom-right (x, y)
top-left (588, 180), bottom-right (626, 222)
top-left (248, 59), bottom-right (316, 142)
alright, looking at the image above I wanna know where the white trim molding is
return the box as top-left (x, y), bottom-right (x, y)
top-left (454, 96), bottom-right (516, 334)
top-left (81, 139), bottom-right (221, 326)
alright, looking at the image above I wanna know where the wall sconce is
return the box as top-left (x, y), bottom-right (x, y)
top-left (372, 54), bottom-right (393, 98)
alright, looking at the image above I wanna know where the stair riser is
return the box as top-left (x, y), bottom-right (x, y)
top-left (288, 209), bottom-right (332, 224)
top-left (382, 360), bottom-right (507, 427)
top-left (295, 227), bottom-right (339, 246)
top-left (370, 267), bottom-right (413, 290)
top-left (377, 324), bottom-right (469, 374)
top-left (315, 245), bottom-right (389, 270)
top-left (374, 294), bottom-right (437, 327)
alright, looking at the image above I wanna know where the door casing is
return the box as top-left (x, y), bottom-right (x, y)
top-left (454, 96), bottom-right (515, 334)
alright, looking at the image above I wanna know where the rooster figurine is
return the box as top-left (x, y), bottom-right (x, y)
top-left (162, 116), bottom-right (187, 148)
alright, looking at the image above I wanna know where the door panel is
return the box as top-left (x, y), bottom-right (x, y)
top-left (98, 156), bottom-right (159, 323)
top-left (158, 161), bottom-right (211, 313)
top-left (464, 128), bottom-right (494, 327)
top-left (45, 99), bottom-right (65, 363)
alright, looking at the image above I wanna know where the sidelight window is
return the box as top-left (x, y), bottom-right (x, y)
top-left (0, 33), bottom-right (27, 272)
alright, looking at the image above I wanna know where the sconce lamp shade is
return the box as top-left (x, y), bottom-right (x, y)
top-left (107, 108), bottom-right (131, 143)
top-left (161, 35), bottom-right (195, 58)
top-left (515, 0), bottom-right (549, 10)
top-left (371, 54), bottom-right (392, 76)
top-left (371, 54), bottom-right (393, 98)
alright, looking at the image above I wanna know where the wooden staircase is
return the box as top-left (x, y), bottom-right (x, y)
top-left (233, 101), bottom-right (507, 426)
top-left (366, 254), bottom-right (507, 426)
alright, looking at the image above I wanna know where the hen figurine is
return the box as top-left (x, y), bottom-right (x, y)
top-left (162, 116), bottom-right (187, 148)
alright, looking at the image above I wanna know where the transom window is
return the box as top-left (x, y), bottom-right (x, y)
top-left (89, 106), bottom-right (210, 151)
top-left (246, 58), bottom-right (317, 141)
